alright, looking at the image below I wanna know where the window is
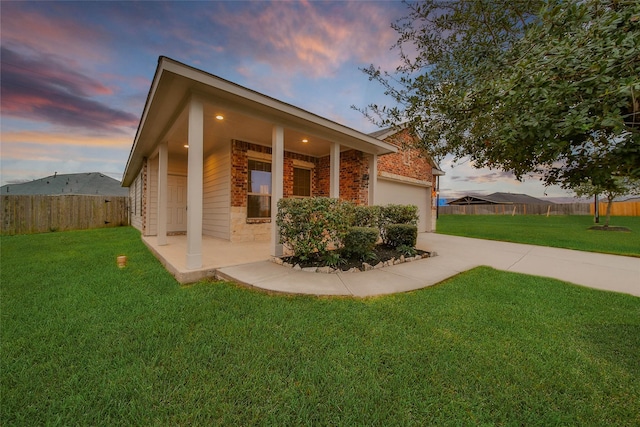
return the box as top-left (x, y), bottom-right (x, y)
top-left (247, 159), bottom-right (271, 218)
top-left (293, 167), bottom-right (311, 197)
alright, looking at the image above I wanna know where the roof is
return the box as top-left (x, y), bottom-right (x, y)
top-left (1, 172), bottom-right (129, 196)
top-left (447, 192), bottom-right (550, 205)
top-left (122, 56), bottom-right (397, 187)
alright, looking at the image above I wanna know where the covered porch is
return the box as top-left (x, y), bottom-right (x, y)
top-left (142, 233), bottom-right (271, 284)
top-left (123, 57), bottom-right (397, 274)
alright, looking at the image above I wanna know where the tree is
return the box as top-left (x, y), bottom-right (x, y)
top-left (359, 0), bottom-right (640, 194)
top-left (574, 176), bottom-right (640, 227)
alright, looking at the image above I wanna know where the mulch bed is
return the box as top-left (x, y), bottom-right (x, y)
top-left (280, 244), bottom-right (430, 272)
top-left (588, 225), bottom-right (632, 232)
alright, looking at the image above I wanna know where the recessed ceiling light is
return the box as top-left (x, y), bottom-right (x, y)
top-left (302, 139), bottom-right (308, 143)
top-left (215, 115), bottom-right (224, 120)
top-left (184, 144), bottom-right (189, 148)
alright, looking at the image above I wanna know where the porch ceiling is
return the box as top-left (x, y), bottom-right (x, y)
top-left (123, 56), bottom-right (397, 186)
top-left (164, 102), bottom-right (343, 159)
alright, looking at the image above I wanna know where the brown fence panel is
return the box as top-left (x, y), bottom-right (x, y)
top-left (1, 195), bottom-right (129, 235)
top-left (590, 201), bottom-right (640, 217)
top-left (438, 203), bottom-right (592, 216)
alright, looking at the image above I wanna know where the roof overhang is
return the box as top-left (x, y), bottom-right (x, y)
top-left (122, 57), bottom-right (397, 186)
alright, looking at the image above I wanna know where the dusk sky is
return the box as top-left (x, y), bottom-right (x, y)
top-left (1, 0), bottom-right (573, 199)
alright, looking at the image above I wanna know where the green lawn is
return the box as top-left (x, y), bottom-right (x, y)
top-left (437, 214), bottom-right (640, 256)
top-left (2, 227), bottom-right (639, 425)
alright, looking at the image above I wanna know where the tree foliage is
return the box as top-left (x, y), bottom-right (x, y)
top-left (360, 0), bottom-right (640, 192)
top-left (574, 176), bottom-right (640, 226)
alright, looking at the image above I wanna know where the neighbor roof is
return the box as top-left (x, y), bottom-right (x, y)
top-left (1, 172), bottom-right (128, 196)
top-left (448, 192), bottom-right (550, 205)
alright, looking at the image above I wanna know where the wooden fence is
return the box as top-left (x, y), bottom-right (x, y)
top-left (591, 201), bottom-right (640, 217)
top-left (1, 195), bottom-right (129, 235)
top-left (439, 201), bottom-right (640, 216)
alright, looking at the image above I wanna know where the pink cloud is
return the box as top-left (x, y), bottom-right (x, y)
top-left (2, 130), bottom-right (132, 150)
top-left (1, 4), bottom-right (110, 64)
top-left (1, 47), bottom-right (138, 131)
top-left (211, 1), bottom-right (402, 79)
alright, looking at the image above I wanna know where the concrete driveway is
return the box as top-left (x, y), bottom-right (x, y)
top-left (216, 233), bottom-right (640, 298)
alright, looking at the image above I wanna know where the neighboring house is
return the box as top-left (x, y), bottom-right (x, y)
top-left (447, 192), bottom-right (549, 205)
top-left (121, 57), bottom-right (440, 270)
top-left (1, 172), bottom-right (128, 196)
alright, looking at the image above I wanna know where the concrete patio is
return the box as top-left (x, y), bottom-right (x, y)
top-left (142, 234), bottom-right (271, 284)
top-left (142, 232), bottom-right (640, 298)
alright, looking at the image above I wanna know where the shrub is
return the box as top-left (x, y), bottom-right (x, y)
top-left (396, 244), bottom-right (417, 257)
top-left (276, 197), bottom-right (352, 261)
top-left (385, 224), bottom-right (417, 248)
top-left (380, 204), bottom-right (419, 226)
top-left (342, 227), bottom-right (379, 260)
top-left (352, 205), bottom-right (381, 228)
top-left (379, 204), bottom-right (418, 243)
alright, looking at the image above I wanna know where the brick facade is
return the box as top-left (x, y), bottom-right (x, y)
top-left (230, 140), bottom-right (369, 208)
top-left (315, 155), bottom-right (330, 198)
top-left (136, 133), bottom-right (437, 240)
top-left (231, 140), bottom-right (272, 208)
top-left (339, 150), bottom-right (369, 205)
top-left (378, 129), bottom-right (433, 184)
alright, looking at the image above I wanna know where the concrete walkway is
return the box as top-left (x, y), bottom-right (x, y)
top-left (217, 234), bottom-right (640, 298)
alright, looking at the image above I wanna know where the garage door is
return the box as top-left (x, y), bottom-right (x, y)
top-left (377, 178), bottom-right (430, 232)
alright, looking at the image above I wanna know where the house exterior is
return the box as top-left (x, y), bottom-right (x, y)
top-left (371, 127), bottom-right (443, 232)
top-left (122, 57), bottom-right (439, 271)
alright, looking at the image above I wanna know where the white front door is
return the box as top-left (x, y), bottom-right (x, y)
top-left (167, 175), bottom-right (187, 233)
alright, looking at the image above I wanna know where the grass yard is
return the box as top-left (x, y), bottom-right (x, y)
top-left (2, 227), bottom-right (639, 425)
top-left (437, 214), bottom-right (640, 257)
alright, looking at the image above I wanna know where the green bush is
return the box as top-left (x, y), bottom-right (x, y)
top-left (379, 204), bottom-right (418, 244)
top-left (352, 205), bottom-right (381, 228)
top-left (380, 204), bottom-right (419, 226)
top-left (342, 226), bottom-right (379, 259)
top-left (276, 197), bottom-right (352, 261)
top-left (385, 224), bottom-right (418, 248)
top-left (276, 198), bottom-right (420, 260)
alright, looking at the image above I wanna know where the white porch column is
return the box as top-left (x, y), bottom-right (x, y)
top-left (270, 125), bottom-right (284, 257)
top-left (157, 141), bottom-right (168, 246)
top-left (186, 97), bottom-right (203, 270)
top-left (329, 141), bottom-right (340, 198)
top-left (368, 153), bottom-right (378, 206)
